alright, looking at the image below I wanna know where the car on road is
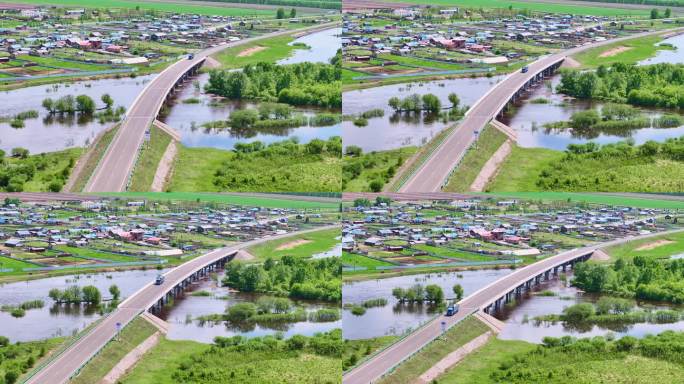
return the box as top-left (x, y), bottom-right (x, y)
top-left (446, 304), bottom-right (459, 316)
top-left (521, 66), bottom-right (529, 73)
top-left (154, 275), bottom-right (165, 285)
top-left (187, 54), bottom-right (194, 60)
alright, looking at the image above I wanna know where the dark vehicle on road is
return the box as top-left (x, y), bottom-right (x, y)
top-left (446, 304), bottom-right (459, 316)
top-left (521, 66), bottom-right (529, 73)
top-left (188, 54), bottom-right (194, 60)
top-left (155, 275), bottom-right (165, 285)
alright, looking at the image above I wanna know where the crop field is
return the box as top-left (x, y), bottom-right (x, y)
top-left (383, 0), bottom-right (650, 16)
top-left (342, 252), bottom-right (395, 268)
top-left (105, 192), bottom-right (340, 209)
top-left (6, 0), bottom-right (275, 16)
top-left (483, 192), bottom-right (684, 210)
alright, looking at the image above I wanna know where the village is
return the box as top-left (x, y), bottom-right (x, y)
top-left (0, 3), bottom-right (310, 83)
top-left (0, 195), bottom-right (332, 277)
top-left (342, 196), bottom-right (680, 275)
top-left (342, 5), bottom-right (668, 81)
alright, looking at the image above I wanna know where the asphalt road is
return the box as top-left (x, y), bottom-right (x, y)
top-left (343, 229), bottom-right (684, 384)
top-left (399, 27), bottom-right (684, 193)
top-left (84, 22), bottom-right (338, 192)
top-left (26, 224), bottom-right (339, 384)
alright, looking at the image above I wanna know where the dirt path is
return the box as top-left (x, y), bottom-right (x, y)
top-left (204, 56), bottom-right (221, 69)
top-left (469, 140), bottom-right (512, 192)
top-left (636, 239), bottom-right (675, 251)
top-left (275, 238), bottom-right (311, 251)
top-left (151, 140), bottom-right (177, 192)
top-left (591, 249), bottom-right (611, 262)
top-left (599, 46), bottom-right (633, 57)
top-left (561, 56), bottom-right (581, 68)
top-left (416, 331), bottom-right (493, 384)
top-left (101, 332), bottom-right (161, 384)
top-left (237, 46), bottom-right (266, 57)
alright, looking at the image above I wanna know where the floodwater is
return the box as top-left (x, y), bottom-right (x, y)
top-left (639, 33), bottom-right (684, 65)
top-left (0, 74), bottom-right (154, 153)
top-left (342, 75), bottom-right (506, 152)
top-left (0, 267), bottom-right (170, 342)
top-left (161, 27), bottom-right (341, 150)
top-left (501, 76), bottom-right (684, 150)
top-left (342, 268), bottom-right (512, 340)
top-left (495, 274), bottom-right (684, 344)
top-left (159, 277), bottom-right (340, 344)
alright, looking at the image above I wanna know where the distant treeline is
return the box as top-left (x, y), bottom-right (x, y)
top-left (190, 0), bottom-right (342, 10)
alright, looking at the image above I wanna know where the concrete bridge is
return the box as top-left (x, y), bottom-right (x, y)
top-left (343, 229), bottom-right (684, 384)
top-left (84, 22), bottom-right (339, 193)
top-left (399, 27), bottom-right (684, 193)
top-left (25, 224), bottom-right (338, 384)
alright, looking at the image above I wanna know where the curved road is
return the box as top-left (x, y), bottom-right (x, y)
top-left (25, 224), bottom-right (339, 384)
top-left (343, 228), bottom-right (684, 384)
top-left (399, 27), bottom-right (684, 193)
top-left (84, 22), bottom-right (339, 192)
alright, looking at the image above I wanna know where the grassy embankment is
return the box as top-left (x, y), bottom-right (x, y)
top-left (0, 337), bottom-right (65, 383)
top-left (378, 316), bottom-right (490, 384)
top-left (484, 146), bottom-right (564, 191)
top-left (70, 317), bottom-right (158, 384)
top-left (343, 147), bottom-right (418, 192)
top-left (166, 143), bottom-right (341, 192)
top-left (101, 192), bottom-right (340, 210)
top-left (68, 124), bottom-right (119, 192)
top-left (129, 126), bottom-right (173, 192)
top-left (443, 124), bottom-right (508, 192)
top-left (482, 192), bottom-right (684, 210)
top-left (603, 230), bottom-right (684, 263)
top-left (573, 34), bottom-right (677, 69)
top-left (246, 227), bottom-right (340, 261)
top-left (343, 335), bottom-right (399, 371)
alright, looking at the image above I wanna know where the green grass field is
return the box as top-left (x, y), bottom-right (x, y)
top-left (54, 245), bottom-right (139, 263)
top-left (6, 148), bottom-right (84, 192)
top-left (212, 35), bottom-right (306, 69)
top-left (444, 124), bottom-right (508, 192)
top-left (484, 145), bottom-right (564, 192)
top-left (119, 335), bottom-right (340, 384)
top-left (0, 255), bottom-right (39, 271)
top-left (129, 126), bottom-right (172, 192)
top-left (167, 145), bottom-right (341, 193)
top-left (8, 0), bottom-right (274, 16)
top-left (342, 252), bottom-right (395, 268)
top-left (573, 34), bottom-right (674, 68)
top-left (385, 0), bottom-right (649, 16)
top-left (604, 230), bottom-right (684, 262)
top-left (70, 317), bottom-right (157, 384)
top-left (343, 335), bottom-right (399, 371)
top-left (412, 244), bottom-right (493, 262)
top-left (247, 227), bottom-right (339, 260)
top-left (482, 192), bottom-right (684, 210)
top-left (379, 316), bottom-right (490, 384)
top-left (101, 192), bottom-right (339, 210)
top-left (343, 146), bottom-right (418, 192)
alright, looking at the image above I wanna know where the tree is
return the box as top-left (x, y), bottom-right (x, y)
top-left (448, 93), bottom-right (460, 108)
top-left (276, 7), bottom-right (285, 19)
top-left (665, 8), bottom-right (672, 18)
top-left (229, 109), bottom-right (259, 129)
top-left (421, 94), bottom-right (441, 113)
top-left (5, 371), bottom-right (18, 384)
top-left (369, 179), bottom-right (383, 192)
top-left (290, 8), bottom-right (296, 18)
top-left (345, 145), bottom-right (362, 157)
top-left (425, 284), bottom-right (444, 303)
top-left (453, 284), bottom-right (464, 300)
top-left (82, 285), bottom-right (101, 304)
top-left (42, 97), bottom-right (55, 113)
top-left (109, 285), bottom-right (121, 301)
top-left (562, 303), bottom-right (595, 322)
top-left (101, 94), bottom-right (114, 109)
top-left (226, 302), bottom-right (257, 322)
top-left (353, 198), bottom-right (371, 207)
top-left (76, 95), bottom-right (95, 114)
top-left (388, 96), bottom-right (400, 111)
top-left (651, 8), bottom-right (659, 19)
top-left (306, 139), bottom-right (326, 155)
top-left (11, 147), bottom-right (29, 159)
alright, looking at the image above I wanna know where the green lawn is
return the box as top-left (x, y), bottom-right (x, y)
top-left (71, 317), bottom-right (158, 384)
top-left (8, 0), bottom-right (274, 16)
top-left (485, 145), bottom-right (565, 192)
top-left (54, 245), bottom-right (139, 263)
top-left (19, 56), bottom-right (113, 72)
top-left (412, 244), bottom-right (493, 262)
top-left (482, 192), bottom-right (684, 210)
top-left (167, 144), bottom-right (341, 193)
top-left (379, 316), bottom-right (490, 384)
top-left (129, 126), bottom-right (172, 192)
top-left (247, 227), bottom-right (339, 260)
top-left (0, 255), bottom-right (39, 271)
top-left (444, 124), bottom-right (508, 192)
top-left (532, 232), bottom-right (592, 248)
top-left (343, 146), bottom-right (418, 192)
top-left (573, 34), bottom-right (675, 68)
top-left (604, 230), bottom-right (684, 262)
top-left (212, 35), bottom-right (307, 69)
top-left (342, 252), bottom-right (395, 268)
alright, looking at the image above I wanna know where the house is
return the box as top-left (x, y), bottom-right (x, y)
top-left (4, 238), bottom-right (22, 247)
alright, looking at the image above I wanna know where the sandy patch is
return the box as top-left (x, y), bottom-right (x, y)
top-left (598, 46), bottom-right (632, 58)
top-left (590, 249), bottom-right (610, 262)
top-left (275, 238), bottom-right (312, 251)
top-left (151, 140), bottom-right (177, 192)
top-left (561, 56), bottom-right (581, 68)
top-left (635, 239), bottom-right (675, 251)
top-left (237, 46), bottom-right (266, 57)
